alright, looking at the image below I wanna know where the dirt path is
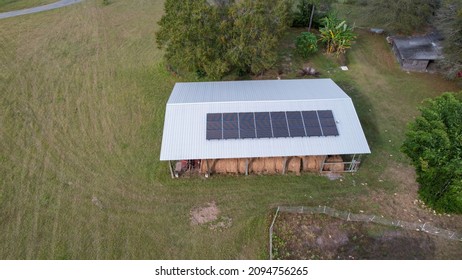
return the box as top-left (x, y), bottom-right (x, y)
top-left (0, 0), bottom-right (82, 19)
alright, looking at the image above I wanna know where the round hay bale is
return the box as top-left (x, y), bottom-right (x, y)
top-left (275, 157), bottom-right (285, 173)
top-left (214, 159), bottom-right (228, 174)
top-left (287, 157), bottom-right (301, 175)
top-left (303, 156), bottom-right (324, 172)
top-left (225, 159), bottom-right (239, 174)
top-left (251, 158), bottom-right (265, 173)
top-left (323, 155), bottom-right (344, 172)
top-left (264, 157), bottom-right (276, 174)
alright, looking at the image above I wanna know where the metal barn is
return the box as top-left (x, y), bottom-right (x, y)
top-left (159, 79), bottom-right (370, 177)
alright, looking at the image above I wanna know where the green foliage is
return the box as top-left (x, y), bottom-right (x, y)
top-left (156, 0), bottom-right (229, 79)
top-left (402, 93), bottom-right (462, 213)
top-left (435, 0), bottom-right (462, 79)
top-left (295, 32), bottom-right (318, 58)
top-left (291, 0), bottom-right (332, 28)
top-left (156, 0), bottom-right (293, 78)
top-left (226, 0), bottom-right (293, 75)
top-left (102, 0), bottom-right (109, 6)
top-left (367, 0), bottom-right (440, 34)
top-left (319, 14), bottom-right (356, 56)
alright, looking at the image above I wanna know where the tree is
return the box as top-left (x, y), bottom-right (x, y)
top-left (156, 0), bottom-right (293, 78)
top-left (226, 0), bottom-right (293, 75)
top-left (401, 93), bottom-right (462, 213)
top-left (156, 0), bottom-right (229, 79)
top-left (367, 0), bottom-right (440, 34)
top-left (292, 0), bottom-right (333, 31)
top-left (319, 14), bottom-right (356, 56)
top-left (435, 0), bottom-right (462, 79)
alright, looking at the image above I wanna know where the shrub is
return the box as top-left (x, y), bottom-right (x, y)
top-left (295, 32), bottom-right (318, 58)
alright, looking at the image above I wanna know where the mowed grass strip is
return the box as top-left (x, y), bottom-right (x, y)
top-left (0, 0), bottom-right (57, 13)
top-left (0, 0), bottom-right (461, 260)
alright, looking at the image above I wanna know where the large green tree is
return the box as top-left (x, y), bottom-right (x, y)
top-left (156, 0), bottom-right (229, 79)
top-left (367, 0), bottom-right (440, 34)
top-left (435, 0), bottom-right (462, 79)
top-left (156, 0), bottom-right (293, 78)
top-left (226, 0), bottom-right (292, 74)
top-left (401, 93), bottom-right (462, 213)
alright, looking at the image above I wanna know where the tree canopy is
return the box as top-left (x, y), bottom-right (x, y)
top-left (156, 0), bottom-right (293, 79)
top-left (367, 0), bottom-right (440, 34)
top-left (401, 93), bottom-right (462, 213)
top-left (435, 0), bottom-right (462, 79)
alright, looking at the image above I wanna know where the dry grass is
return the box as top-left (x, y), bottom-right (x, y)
top-left (0, 0), bottom-right (461, 260)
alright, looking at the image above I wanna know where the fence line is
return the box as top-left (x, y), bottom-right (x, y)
top-left (269, 205), bottom-right (462, 259)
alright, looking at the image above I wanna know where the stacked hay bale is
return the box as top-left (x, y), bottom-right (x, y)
top-left (287, 157), bottom-right (302, 175)
top-left (250, 158), bottom-right (265, 174)
top-left (302, 156), bottom-right (325, 172)
top-left (323, 155), bottom-right (344, 172)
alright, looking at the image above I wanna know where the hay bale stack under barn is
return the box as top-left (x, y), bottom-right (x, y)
top-left (302, 156), bottom-right (324, 172)
top-left (323, 155), bottom-right (344, 172)
top-left (238, 159), bottom-right (247, 174)
top-left (264, 157), bottom-right (277, 174)
top-left (287, 157), bottom-right (302, 175)
top-left (250, 158), bottom-right (265, 173)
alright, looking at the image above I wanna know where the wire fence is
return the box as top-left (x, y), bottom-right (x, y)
top-left (269, 205), bottom-right (462, 260)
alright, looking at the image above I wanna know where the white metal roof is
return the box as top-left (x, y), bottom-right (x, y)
top-left (160, 79), bottom-right (370, 161)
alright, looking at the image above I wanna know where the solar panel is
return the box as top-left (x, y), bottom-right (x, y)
top-left (206, 129), bottom-right (222, 140)
top-left (240, 129), bottom-right (256, 139)
top-left (317, 110), bottom-right (334, 119)
top-left (239, 112), bottom-right (255, 130)
top-left (317, 110), bottom-right (338, 136)
top-left (207, 113), bottom-right (222, 121)
top-left (256, 129), bottom-right (273, 138)
top-left (321, 126), bottom-right (339, 136)
top-left (306, 126), bottom-right (322, 136)
top-left (223, 129), bottom-right (239, 139)
top-left (273, 127), bottom-right (289, 137)
top-left (206, 110), bottom-right (338, 140)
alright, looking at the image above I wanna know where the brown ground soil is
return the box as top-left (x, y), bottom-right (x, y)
top-left (273, 213), bottom-right (462, 260)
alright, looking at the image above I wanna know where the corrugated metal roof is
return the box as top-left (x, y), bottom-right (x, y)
top-left (160, 79), bottom-right (370, 161)
top-left (392, 34), bottom-right (443, 60)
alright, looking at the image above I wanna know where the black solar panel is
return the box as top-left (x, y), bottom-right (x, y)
top-left (306, 126), bottom-right (323, 136)
top-left (256, 129), bottom-right (273, 138)
top-left (207, 113), bottom-right (222, 121)
top-left (321, 126), bottom-right (339, 136)
top-left (206, 110), bottom-right (338, 140)
top-left (273, 127), bottom-right (289, 137)
top-left (240, 129), bottom-right (256, 139)
top-left (206, 129), bottom-right (222, 140)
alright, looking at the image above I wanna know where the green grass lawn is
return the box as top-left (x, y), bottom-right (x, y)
top-left (0, 0), bottom-right (56, 13)
top-left (0, 0), bottom-right (461, 259)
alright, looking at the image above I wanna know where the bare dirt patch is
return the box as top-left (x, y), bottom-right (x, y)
top-left (272, 212), bottom-right (462, 260)
top-left (190, 201), bottom-right (220, 226)
top-left (189, 201), bottom-right (233, 231)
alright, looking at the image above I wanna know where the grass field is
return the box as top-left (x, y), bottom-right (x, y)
top-left (0, 0), bottom-right (461, 259)
top-left (0, 0), bottom-right (56, 13)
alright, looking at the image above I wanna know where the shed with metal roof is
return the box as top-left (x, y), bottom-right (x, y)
top-left (160, 79), bottom-right (370, 177)
top-left (389, 33), bottom-right (443, 72)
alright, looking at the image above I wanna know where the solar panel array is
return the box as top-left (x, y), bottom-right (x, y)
top-left (206, 110), bottom-right (339, 140)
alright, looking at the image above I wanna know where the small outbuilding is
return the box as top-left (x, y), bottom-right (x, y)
top-left (159, 79), bottom-right (371, 177)
top-left (388, 33), bottom-right (443, 72)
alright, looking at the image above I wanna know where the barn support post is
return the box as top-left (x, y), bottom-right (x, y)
top-left (245, 158), bottom-right (249, 176)
top-left (282, 157), bottom-right (288, 174)
top-left (320, 155), bottom-right (327, 173)
top-left (206, 159), bottom-right (210, 178)
top-left (168, 161), bottom-right (174, 179)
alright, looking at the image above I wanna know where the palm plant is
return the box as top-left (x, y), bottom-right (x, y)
top-left (319, 15), bottom-right (356, 56)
